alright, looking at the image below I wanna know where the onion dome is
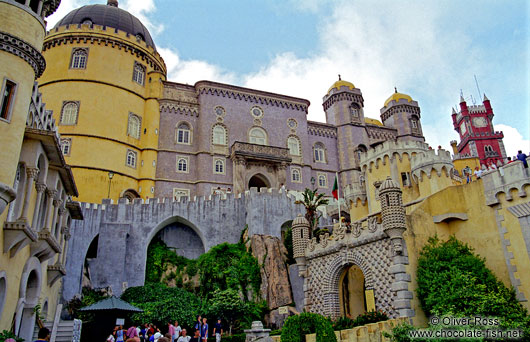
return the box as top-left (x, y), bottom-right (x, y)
top-left (54, 1), bottom-right (156, 49)
top-left (327, 75), bottom-right (355, 94)
top-left (364, 118), bottom-right (384, 126)
top-left (378, 177), bottom-right (400, 192)
top-left (384, 87), bottom-right (413, 107)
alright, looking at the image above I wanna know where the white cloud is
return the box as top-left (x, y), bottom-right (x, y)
top-left (495, 124), bottom-right (530, 158)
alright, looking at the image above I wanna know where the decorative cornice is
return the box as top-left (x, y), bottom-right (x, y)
top-left (307, 122), bottom-right (337, 138)
top-left (159, 101), bottom-right (199, 116)
top-left (0, 30), bottom-right (46, 78)
top-left (380, 103), bottom-right (421, 122)
top-left (323, 92), bottom-right (364, 111)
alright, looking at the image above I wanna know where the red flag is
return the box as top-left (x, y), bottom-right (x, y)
top-left (332, 175), bottom-right (338, 200)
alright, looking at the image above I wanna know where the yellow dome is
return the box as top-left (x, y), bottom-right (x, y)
top-left (364, 118), bottom-right (384, 126)
top-left (328, 79), bottom-right (355, 93)
top-left (384, 90), bottom-right (413, 107)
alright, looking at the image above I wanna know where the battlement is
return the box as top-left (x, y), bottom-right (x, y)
top-left (26, 82), bottom-right (58, 137)
top-left (360, 140), bottom-right (429, 172)
top-left (411, 148), bottom-right (454, 182)
top-left (343, 182), bottom-right (367, 205)
top-left (482, 160), bottom-right (530, 206)
top-left (44, 24), bottom-right (166, 73)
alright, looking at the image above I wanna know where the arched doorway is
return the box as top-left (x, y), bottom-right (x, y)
top-left (16, 258), bottom-right (41, 342)
top-left (83, 235), bottom-right (99, 288)
top-left (248, 173), bottom-right (270, 190)
top-left (121, 189), bottom-right (140, 202)
top-left (339, 265), bottom-right (366, 318)
top-left (154, 222), bottom-right (205, 260)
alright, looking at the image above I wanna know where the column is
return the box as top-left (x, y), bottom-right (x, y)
top-left (36, 0), bottom-right (44, 16)
top-left (43, 189), bottom-right (57, 231)
top-left (18, 168), bottom-right (39, 222)
top-left (233, 157), bottom-right (246, 194)
top-left (61, 228), bottom-right (71, 265)
top-left (56, 207), bottom-right (67, 263)
top-left (51, 199), bottom-right (62, 238)
top-left (31, 183), bottom-right (46, 229)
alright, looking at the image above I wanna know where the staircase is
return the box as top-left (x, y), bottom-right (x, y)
top-left (33, 319), bottom-right (82, 342)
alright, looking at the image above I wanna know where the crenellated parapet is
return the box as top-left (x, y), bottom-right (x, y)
top-left (481, 161), bottom-right (530, 206)
top-left (410, 148), bottom-right (453, 182)
top-left (43, 24), bottom-right (167, 73)
top-left (26, 82), bottom-right (58, 136)
top-left (360, 140), bottom-right (429, 172)
top-left (343, 182), bottom-right (366, 205)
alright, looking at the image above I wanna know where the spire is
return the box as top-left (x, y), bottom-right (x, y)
top-left (107, 0), bottom-right (118, 7)
top-left (452, 107), bottom-right (456, 114)
top-left (394, 87), bottom-right (398, 93)
top-left (483, 93), bottom-right (489, 101)
top-left (459, 95), bottom-right (465, 103)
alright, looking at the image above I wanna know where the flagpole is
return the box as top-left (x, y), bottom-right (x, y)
top-left (336, 172), bottom-right (342, 228)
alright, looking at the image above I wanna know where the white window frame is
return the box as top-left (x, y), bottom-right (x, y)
top-left (61, 138), bottom-right (71, 156)
top-left (126, 149), bottom-right (137, 168)
top-left (212, 124), bottom-right (227, 146)
top-left (70, 48), bottom-right (88, 69)
top-left (176, 122), bottom-right (192, 145)
top-left (127, 113), bottom-right (141, 139)
top-left (132, 62), bottom-right (146, 86)
top-left (291, 168), bottom-right (302, 183)
top-left (60, 101), bottom-right (80, 125)
top-left (317, 173), bottom-right (328, 188)
top-left (0, 78), bottom-right (17, 123)
top-left (176, 156), bottom-right (189, 173)
top-left (314, 143), bottom-right (326, 163)
top-left (249, 126), bottom-right (267, 145)
top-left (173, 188), bottom-right (190, 201)
top-left (213, 158), bottom-right (225, 174)
top-left (287, 136), bottom-right (301, 156)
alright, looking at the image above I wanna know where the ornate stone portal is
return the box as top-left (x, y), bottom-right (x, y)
top-left (230, 142), bottom-right (291, 193)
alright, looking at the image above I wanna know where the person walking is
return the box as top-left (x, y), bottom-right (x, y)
top-left (200, 317), bottom-right (208, 342)
top-left (213, 319), bottom-right (223, 342)
top-left (174, 321), bottom-right (182, 340)
top-left (116, 326), bottom-right (126, 342)
top-left (168, 322), bottom-right (175, 342)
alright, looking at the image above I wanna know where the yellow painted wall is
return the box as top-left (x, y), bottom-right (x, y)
top-left (38, 25), bottom-right (166, 203)
top-left (453, 157), bottom-right (480, 180)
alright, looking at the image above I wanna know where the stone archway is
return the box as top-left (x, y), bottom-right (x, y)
top-left (339, 265), bottom-right (366, 318)
top-left (322, 251), bottom-right (374, 319)
top-left (15, 257), bottom-right (42, 342)
top-left (248, 173), bottom-right (270, 190)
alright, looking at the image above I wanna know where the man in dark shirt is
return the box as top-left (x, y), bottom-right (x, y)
top-left (517, 150), bottom-right (528, 168)
top-left (213, 319), bottom-right (223, 342)
top-left (189, 330), bottom-right (200, 342)
top-left (34, 327), bottom-right (50, 342)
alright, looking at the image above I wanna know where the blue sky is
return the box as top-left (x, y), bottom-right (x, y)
top-left (47, 0), bottom-right (529, 156)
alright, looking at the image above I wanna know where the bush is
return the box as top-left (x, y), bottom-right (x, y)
top-left (416, 235), bottom-right (530, 339)
top-left (283, 226), bottom-right (295, 265)
top-left (65, 287), bottom-right (109, 323)
top-left (331, 310), bottom-right (388, 330)
top-left (281, 312), bottom-right (336, 342)
top-left (0, 330), bottom-right (23, 342)
top-left (121, 283), bottom-right (200, 328)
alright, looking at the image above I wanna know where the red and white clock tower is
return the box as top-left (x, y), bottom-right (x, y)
top-left (451, 94), bottom-right (506, 167)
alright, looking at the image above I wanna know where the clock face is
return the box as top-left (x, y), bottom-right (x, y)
top-left (473, 117), bottom-right (487, 127)
top-left (460, 122), bottom-right (467, 135)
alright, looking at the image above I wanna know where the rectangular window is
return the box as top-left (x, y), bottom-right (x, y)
top-left (70, 48), bottom-right (88, 69)
top-left (176, 156), bottom-right (189, 173)
top-left (61, 138), bottom-right (71, 156)
top-left (0, 79), bottom-right (17, 122)
top-left (126, 149), bottom-right (137, 168)
top-left (133, 62), bottom-right (146, 86)
top-left (317, 173), bottom-right (328, 188)
top-left (291, 167), bottom-right (302, 183)
top-left (401, 172), bottom-right (411, 187)
top-left (213, 158), bottom-right (225, 174)
top-left (173, 188), bottom-right (190, 201)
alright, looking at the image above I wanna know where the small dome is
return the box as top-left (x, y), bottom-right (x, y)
top-left (379, 177), bottom-right (400, 191)
top-left (292, 214), bottom-right (309, 227)
top-left (384, 88), bottom-right (413, 107)
top-left (328, 79), bottom-right (355, 94)
top-left (54, 3), bottom-right (156, 49)
top-left (364, 118), bottom-right (383, 126)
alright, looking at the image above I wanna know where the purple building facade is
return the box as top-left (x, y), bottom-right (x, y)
top-left (155, 79), bottom-right (424, 201)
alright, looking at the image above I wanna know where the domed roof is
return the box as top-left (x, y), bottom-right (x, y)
top-left (379, 177), bottom-right (400, 192)
top-left (364, 118), bottom-right (384, 127)
top-left (292, 214), bottom-right (309, 227)
top-left (384, 88), bottom-right (413, 107)
top-left (327, 78), bottom-right (355, 93)
top-left (54, 3), bottom-right (156, 49)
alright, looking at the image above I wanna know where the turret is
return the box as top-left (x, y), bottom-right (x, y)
top-left (323, 76), bottom-right (365, 127)
top-left (378, 177), bottom-right (406, 255)
top-left (292, 214), bottom-right (310, 275)
top-left (380, 88), bottom-right (424, 142)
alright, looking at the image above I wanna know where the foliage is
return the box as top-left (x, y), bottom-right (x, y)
top-left (65, 287), bottom-right (109, 323)
top-left (0, 330), bottom-right (24, 342)
top-left (196, 242), bottom-right (261, 301)
top-left (382, 322), bottom-right (415, 342)
top-left (330, 310), bottom-right (388, 330)
top-left (295, 188), bottom-right (329, 235)
top-left (145, 238), bottom-right (192, 284)
top-left (416, 235), bottom-right (530, 339)
top-left (203, 288), bottom-right (267, 335)
top-left (121, 283), bottom-right (200, 328)
top-left (269, 329), bottom-right (282, 336)
top-left (283, 225), bottom-right (295, 265)
top-left (281, 312), bottom-right (336, 342)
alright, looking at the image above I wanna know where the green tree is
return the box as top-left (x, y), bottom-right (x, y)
top-left (281, 312), bottom-right (336, 342)
top-left (295, 188), bottom-right (329, 235)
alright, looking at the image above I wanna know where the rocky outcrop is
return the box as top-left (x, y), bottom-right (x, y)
top-left (250, 234), bottom-right (293, 309)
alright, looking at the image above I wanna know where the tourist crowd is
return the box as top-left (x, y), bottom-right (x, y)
top-left (460, 150), bottom-right (528, 183)
top-left (106, 316), bottom-right (223, 342)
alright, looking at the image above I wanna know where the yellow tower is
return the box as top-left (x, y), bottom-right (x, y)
top-left (0, 0), bottom-right (60, 214)
top-left (38, 0), bottom-right (167, 203)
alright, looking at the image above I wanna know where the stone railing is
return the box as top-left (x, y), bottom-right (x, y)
top-left (306, 212), bottom-right (384, 259)
top-left (231, 141), bottom-right (292, 162)
top-left (481, 160), bottom-right (530, 206)
top-left (411, 148), bottom-right (454, 182)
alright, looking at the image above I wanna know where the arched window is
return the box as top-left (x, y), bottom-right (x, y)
top-left (60, 139), bottom-right (71, 156)
top-left (214, 159), bottom-right (224, 174)
top-left (177, 158), bottom-right (188, 172)
top-left (287, 136), bottom-right (301, 156)
top-left (176, 122), bottom-right (191, 144)
top-left (127, 114), bottom-right (141, 139)
top-left (249, 127), bottom-right (267, 145)
top-left (314, 143), bottom-right (326, 163)
top-left (60, 102), bottom-right (79, 125)
top-left (212, 125), bottom-right (226, 145)
top-left (133, 62), bottom-right (145, 85)
top-left (70, 49), bottom-right (88, 69)
top-left (318, 174), bottom-right (327, 187)
top-left (411, 115), bottom-right (420, 130)
top-left (291, 168), bottom-right (301, 183)
top-left (350, 103), bottom-right (360, 119)
top-left (126, 150), bottom-right (137, 168)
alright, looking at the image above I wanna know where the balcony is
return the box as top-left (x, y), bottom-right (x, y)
top-left (30, 228), bottom-right (62, 262)
top-left (47, 262), bottom-right (66, 286)
top-left (230, 142), bottom-right (292, 163)
top-left (3, 220), bottom-right (38, 257)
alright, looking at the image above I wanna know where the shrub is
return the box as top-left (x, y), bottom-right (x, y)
top-left (331, 310), bottom-right (388, 330)
top-left (283, 226), bottom-right (295, 265)
top-left (281, 312), bottom-right (336, 342)
top-left (0, 330), bottom-right (23, 342)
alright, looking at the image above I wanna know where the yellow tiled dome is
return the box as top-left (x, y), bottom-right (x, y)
top-left (364, 118), bottom-right (384, 126)
top-left (384, 89), bottom-right (413, 107)
top-left (328, 79), bottom-right (355, 93)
